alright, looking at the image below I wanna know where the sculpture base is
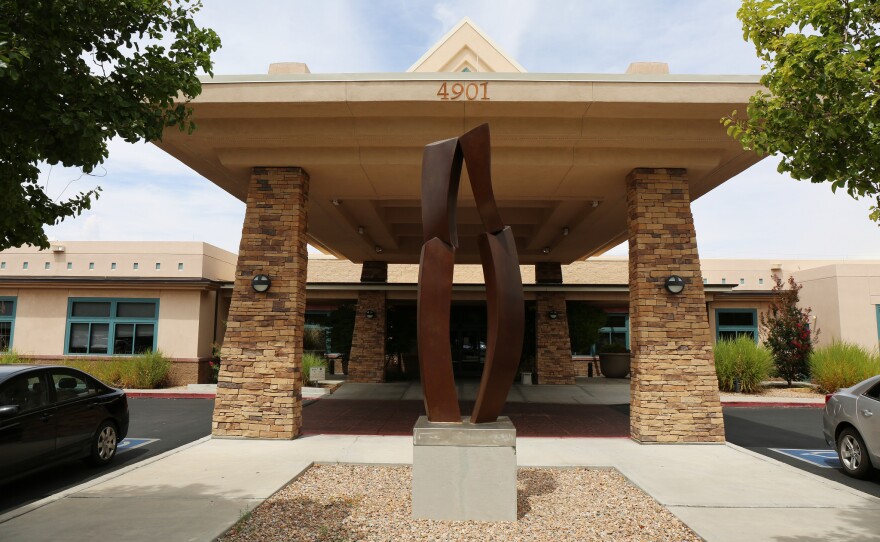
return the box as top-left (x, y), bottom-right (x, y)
top-left (412, 416), bottom-right (517, 521)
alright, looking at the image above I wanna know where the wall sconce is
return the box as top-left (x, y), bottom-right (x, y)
top-left (357, 226), bottom-right (365, 235)
top-left (542, 247), bottom-right (551, 254)
top-left (252, 274), bottom-right (271, 293)
top-left (664, 275), bottom-right (685, 295)
top-left (562, 227), bottom-right (569, 237)
top-left (374, 245), bottom-right (383, 254)
top-left (365, 309), bottom-right (376, 319)
top-left (548, 310), bottom-right (559, 320)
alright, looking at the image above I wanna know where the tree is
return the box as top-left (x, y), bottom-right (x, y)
top-left (760, 275), bottom-right (816, 386)
top-left (726, 0), bottom-right (880, 223)
top-left (0, 0), bottom-right (221, 250)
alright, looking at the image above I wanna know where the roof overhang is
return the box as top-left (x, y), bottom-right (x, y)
top-left (155, 72), bottom-right (764, 264)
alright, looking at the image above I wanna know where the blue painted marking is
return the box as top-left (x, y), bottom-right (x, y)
top-left (117, 438), bottom-right (158, 453)
top-left (771, 448), bottom-right (840, 468)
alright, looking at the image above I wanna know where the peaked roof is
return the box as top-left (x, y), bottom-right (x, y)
top-left (407, 17), bottom-right (527, 73)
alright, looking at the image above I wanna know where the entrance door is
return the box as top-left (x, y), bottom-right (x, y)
top-left (450, 304), bottom-right (487, 378)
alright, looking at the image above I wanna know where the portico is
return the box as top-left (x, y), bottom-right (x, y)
top-left (155, 18), bottom-right (762, 442)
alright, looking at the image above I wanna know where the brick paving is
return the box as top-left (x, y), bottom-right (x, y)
top-left (301, 399), bottom-right (630, 438)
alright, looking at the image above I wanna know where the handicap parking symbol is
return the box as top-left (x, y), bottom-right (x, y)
top-left (117, 438), bottom-right (159, 454)
top-left (770, 448), bottom-right (840, 468)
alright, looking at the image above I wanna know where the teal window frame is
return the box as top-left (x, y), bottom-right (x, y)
top-left (596, 312), bottom-right (630, 353)
top-left (0, 297), bottom-right (16, 351)
top-left (715, 308), bottom-right (758, 343)
top-left (876, 305), bottom-right (880, 346)
top-left (64, 298), bottom-right (159, 355)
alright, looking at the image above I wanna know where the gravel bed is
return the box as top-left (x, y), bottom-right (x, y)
top-left (221, 465), bottom-right (699, 542)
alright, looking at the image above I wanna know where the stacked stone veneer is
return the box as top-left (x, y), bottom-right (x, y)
top-left (347, 290), bottom-right (387, 383)
top-left (626, 168), bottom-right (725, 443)
top-left (212, 167), bottom-right (309, 439)
top-left (535, 290), bottom-right (575, 385)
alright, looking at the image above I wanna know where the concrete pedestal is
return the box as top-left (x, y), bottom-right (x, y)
top-left (412, 416), bottom-right (517, 521)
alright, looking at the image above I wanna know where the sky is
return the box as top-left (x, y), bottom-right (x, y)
top-left (42, 0), bottom-right (880, 260)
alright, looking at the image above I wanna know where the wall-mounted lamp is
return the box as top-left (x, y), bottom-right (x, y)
top-left (542, 247), bottom-right (551, 254)
top-left (332, 199), bottom-right (341, 206)
top-left (365, 309), bottom-right (376, 319)
top-left (562, 227), bottom-right (569, 237)
top-left (374, 245), bottom-right (384, 254)
top-left (591, 200), bottom-right (599, 208)
top-left (664, 275), bottom-right (685, 295)
top-left (252, 274), bottom-right (271, 293)
top-left (357, 226), bottom-right (365, 235)
top-left (548, 310), bottom-right (559, 320)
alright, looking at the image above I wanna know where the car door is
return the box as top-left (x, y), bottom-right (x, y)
top-left (0, 371), bottom-right (56, 479)
top-left (50, 369), bottom-right (103, 459)
top-left (857, 382), bottom-right (880, 464)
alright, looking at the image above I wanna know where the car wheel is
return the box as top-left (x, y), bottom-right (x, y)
top-left (837, 427), bottom-right (872, 479)
top-left (87, 420), bottom-right (118, 466)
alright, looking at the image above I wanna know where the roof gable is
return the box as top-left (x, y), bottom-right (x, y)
top-left (408, 17), bottom-right (526, 73)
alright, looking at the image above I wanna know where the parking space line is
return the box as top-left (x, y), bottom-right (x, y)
top-left (117, 438), bottom-right (159, 453)
top-left (770, 448), bottom-right (841, 468)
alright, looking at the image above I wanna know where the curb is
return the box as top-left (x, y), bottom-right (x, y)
top-left (721, 401), bottom-right (823, 408)
top-left (126, 391), bottom-right (216, 399)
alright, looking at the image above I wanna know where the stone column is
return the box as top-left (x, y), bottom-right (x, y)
top-left (347, 288), bottom-right (387, 383)
top-left (534, 262), bottom-right (575, 385)
top-left (212, 167), bottom-right (309, 439)
top-left (626, 168), bottom-right (724, 443)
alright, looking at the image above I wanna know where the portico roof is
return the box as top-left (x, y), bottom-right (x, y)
top-left (154, 22), bottom-right (764, 265)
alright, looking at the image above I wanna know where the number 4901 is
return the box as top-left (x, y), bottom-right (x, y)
top-left (437, 82), bottom-right (489, 101)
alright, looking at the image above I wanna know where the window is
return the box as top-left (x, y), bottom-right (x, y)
top-left (111, 263), bottom-right (117, 270)
top-left (22, 262), bottom-right (28, 270)
top-left (67, 262), bottom-right (73, 270)
top-left (66, 298), bottom-right (158, 355)
top-left (44, 262), bottom-right (50, 270)
top-left (864, 382), bottom-right (880, 401)
top-left (50, 370), bottom-right (98, 402)
top-left (739, 278), bottom-right (745, 285)
top-left (0, 297), bottom-right (16, 351)
top-left (88, 262), bottom-right (95, 270)
top-left (716, 309), bottom-right (758, 342)
top-left (155, 263), bottom-right (161, 270)
top-left (133, 262), bottom-right (139, 270)
top-left (721, 278), bottom-right (726, 285)
top-left (597, 313), bottom-right (630, 351)
top-left (703, 278), bottom-right (708, 284)
top-left (0, 262), bottom-right (5, 269)
top-left (0, 373), bottom-right (48, 413)
top-left (177, 262), bottom-right (184, 271)
top-left (759, 278), bottom-right (764, 285)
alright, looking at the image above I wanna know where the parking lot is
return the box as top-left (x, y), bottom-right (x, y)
top-left (0, 398), bottom-right (213, 514)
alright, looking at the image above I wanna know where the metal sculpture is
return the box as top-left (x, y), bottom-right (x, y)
top-left (417, 124), bottom-right (525, 424)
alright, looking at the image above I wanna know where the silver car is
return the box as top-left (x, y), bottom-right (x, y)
top-left (823, 374), bottom-right (880, 479)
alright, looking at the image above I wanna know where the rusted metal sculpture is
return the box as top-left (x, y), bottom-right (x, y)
top-left (417, 124), bottom-right (525, 424)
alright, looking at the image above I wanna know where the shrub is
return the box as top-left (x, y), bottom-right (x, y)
top-left (301, 352), bottom-right (326, 387)
top-left (66, 351), bottom-right (171, 389)
top-left (810, 341), bottom-right (880, 392)
top-left (0, 350), bottom-right (24, 364)
top-left (760, 275), bottom-right (816, 385)
top-left (714, 336), bottom-right (774, 393)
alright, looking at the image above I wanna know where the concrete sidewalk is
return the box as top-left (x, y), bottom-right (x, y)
top-left (2, 435), bottom-right (877, 542)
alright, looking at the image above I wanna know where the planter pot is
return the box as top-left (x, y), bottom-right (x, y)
top-left (599, 353), bottom-right (631, 379)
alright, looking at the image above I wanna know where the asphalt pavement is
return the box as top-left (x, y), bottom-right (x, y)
top-left (724, 406), bottom-right (880, 498)
top-left (0, 398), bottom-right (213, 514)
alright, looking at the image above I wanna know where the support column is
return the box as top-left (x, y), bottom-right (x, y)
top-left (212, 167), bottom-right (309, 439)
top-left (347, 270), bottom-right (387, 383)
top-left (626, 168), bottom-right (724, 443)
top-left (534, 262), bottom-right (575, 385)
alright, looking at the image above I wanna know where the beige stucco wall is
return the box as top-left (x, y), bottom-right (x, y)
top-left (1, 287), bottom-right (212, 359)
top-left (796, 264), bottom-right (880, 350)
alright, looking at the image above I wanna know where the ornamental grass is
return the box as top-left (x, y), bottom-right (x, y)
top-left (809, 341), bottom-right (880, 392)
top-left (713, 336), bottom-right (774, 393)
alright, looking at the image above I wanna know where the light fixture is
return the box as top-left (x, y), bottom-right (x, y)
top-left (252, 274), bottom-right (271, 293)
top-left (562, 227), bottom-right (569, 237)
top-left (374, 245), bottom-right (384, 254)
top-left (548, 310), bottom-right (559, 320)
top-left (664, 275), bottom-right (685, 295)
top-left (365, 309), bottom-right (376, 319)
top-left (591, 200), bottom-right (599, 208)
top-left (357, 226), bottom-right (365, 235)
top-left (542, 247), bottom-right (551, 254)
top-left (332, 199), bottom-right (341, 206)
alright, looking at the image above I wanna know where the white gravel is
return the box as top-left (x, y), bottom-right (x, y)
top-left (221, 465), bottom-right (700, 542)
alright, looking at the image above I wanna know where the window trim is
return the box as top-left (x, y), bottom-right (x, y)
top-left (715, 308), bottom-right (758, 343)
top-left (64, 297), bottom-right (159, 356)
top-left (0, 296), bottom-right (16, 351)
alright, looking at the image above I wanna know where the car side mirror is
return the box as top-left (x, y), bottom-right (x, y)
top-left (0, 404), bottom-right (21, 418)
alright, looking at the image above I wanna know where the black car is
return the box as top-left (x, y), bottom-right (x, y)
top-left (0, 365), bottom-right (129, 484)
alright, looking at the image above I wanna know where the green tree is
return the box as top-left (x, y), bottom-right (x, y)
top-left (0, 0), bottom-right (221, 250)
top-left (726, 0), bottom-right (880, 222)
top-left (760, 275), bottom-right (816, 386)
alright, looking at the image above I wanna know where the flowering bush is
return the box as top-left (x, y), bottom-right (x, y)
top-left (760, 275), bottom-right (816, 386)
